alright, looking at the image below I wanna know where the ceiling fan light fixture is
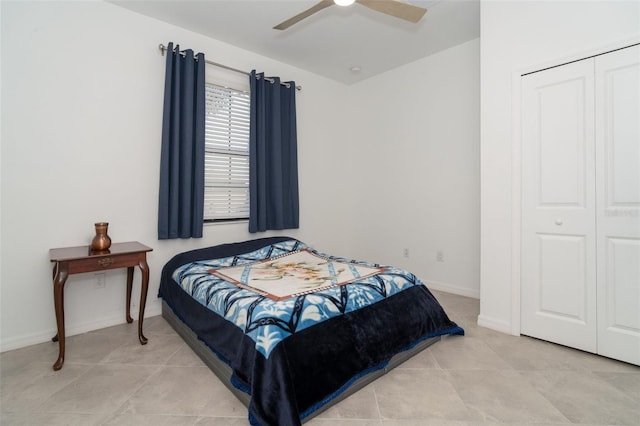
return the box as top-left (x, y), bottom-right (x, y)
top-left (273, 0), bottom-right (427, 30)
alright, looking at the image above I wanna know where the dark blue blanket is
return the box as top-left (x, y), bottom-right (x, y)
top-left (159, 237), bottom-right (463, 425)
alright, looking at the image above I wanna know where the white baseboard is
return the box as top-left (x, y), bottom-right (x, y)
top-left (426, 280), bottom-right (480, 299)
top-left (477, 314), bottom-right (514, 335)
top-left (0, 304), bottom-right (162, 353)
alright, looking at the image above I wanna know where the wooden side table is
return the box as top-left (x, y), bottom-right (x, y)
top-left (49, 241), bottom-right (153, 371)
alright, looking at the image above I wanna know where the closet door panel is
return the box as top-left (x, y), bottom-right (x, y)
top-left (595, 45), bottom-right (640, 365)
top-left (536, 234), bottom-right (589, 322)
top-left (521, 59), bottom-right (597, 353)
top-left (605, 239), bottom-right (640, 329)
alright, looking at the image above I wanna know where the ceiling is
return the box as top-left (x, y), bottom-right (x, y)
top-left (109, 0), bottom-right (480, 85)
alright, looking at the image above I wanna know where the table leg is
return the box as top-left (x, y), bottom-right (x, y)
top-left (52, 263), bottom-right (69, 371)
top-left (126, 267), bottom-right (134, 323)
top-left (51, 264), bottom-right (59, 342)
top-left (137, 258), bottom-right (149, 345)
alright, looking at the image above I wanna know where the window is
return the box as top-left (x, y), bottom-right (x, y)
top-left (204, 83), bottom-right (250, 222)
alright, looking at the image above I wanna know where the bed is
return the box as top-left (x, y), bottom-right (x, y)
top-left (159, 236), bottom-right (464, 425)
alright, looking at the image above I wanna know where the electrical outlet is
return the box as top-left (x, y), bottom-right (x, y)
top-left (403, 248), bottom-right (410, 258)
top-left (95, 272), bottom-right (106, 289)
top-left (436, 251), bottom-right (444, 262)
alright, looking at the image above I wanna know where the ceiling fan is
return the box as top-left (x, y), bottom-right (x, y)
top-left (273, 0), bottom-right (428, 30)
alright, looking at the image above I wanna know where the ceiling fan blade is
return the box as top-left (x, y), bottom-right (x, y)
top-left (273, 0), bottom-right (335, 30)
top-left (356, 0), bottom-right (427, 23)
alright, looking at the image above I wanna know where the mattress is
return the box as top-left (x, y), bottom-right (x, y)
top-left (158, 236), bottom-right (463, 425)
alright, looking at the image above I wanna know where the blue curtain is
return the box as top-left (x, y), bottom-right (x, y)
top-left (158, 42), bottom-right (205, 239)
top-left (249, 71), bottom-right (299, 233)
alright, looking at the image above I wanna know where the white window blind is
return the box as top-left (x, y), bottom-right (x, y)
top-left (204, 83), bottom-right (250, 221)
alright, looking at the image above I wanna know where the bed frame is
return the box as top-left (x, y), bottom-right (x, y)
top-left (162, 300), bottom-right (441, 423)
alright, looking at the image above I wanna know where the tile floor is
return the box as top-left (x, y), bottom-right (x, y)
top-left (1, 290), bottom-right (639, 425)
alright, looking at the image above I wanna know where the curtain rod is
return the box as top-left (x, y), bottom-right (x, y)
top-left (158, 44), bottom-right (301, 91)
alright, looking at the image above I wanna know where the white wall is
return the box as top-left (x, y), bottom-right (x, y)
top-left (0, 1), bottom-right (352, 351)
top-left (479, 0), bottom-right (640, 333)
top-left (346, 39), bottom-right (480, 298)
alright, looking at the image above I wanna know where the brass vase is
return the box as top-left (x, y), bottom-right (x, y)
top-left (91, 222), bottom-right (112, 252)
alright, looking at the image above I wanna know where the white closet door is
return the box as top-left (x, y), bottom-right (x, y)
top-left (595, 45), bottom-right (640, 365)
top-left (521, 59), bottom-right (597, 353)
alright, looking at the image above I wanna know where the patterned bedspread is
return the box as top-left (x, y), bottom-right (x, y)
top-left (159, 237), bottom-right (463, 426)
top-left (173, 239), bottom-right (432, 358)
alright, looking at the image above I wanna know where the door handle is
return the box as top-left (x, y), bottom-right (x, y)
top-left (555, 219), bottom-right (563, 226)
